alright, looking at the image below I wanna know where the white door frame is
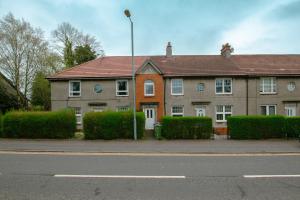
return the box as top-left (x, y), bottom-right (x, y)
top-left (285, 105), bottom-right (296, 116)
top-left (143, 107), bottom-right (156, 130)
top-left (195, 107), bottom-right (206, 117)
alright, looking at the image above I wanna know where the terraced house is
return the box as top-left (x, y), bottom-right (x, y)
top-left (48, 43), bottom-right (300, 134)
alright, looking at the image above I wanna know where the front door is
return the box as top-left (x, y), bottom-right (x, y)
top-left (144, 108), bottom-right (156, 130)
top-left (285, 105), bottom-right (296, 116)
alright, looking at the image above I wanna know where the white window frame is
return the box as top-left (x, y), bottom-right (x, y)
top-left (215, 78), bottom-right (232, 94)
top-left (195, 107), bottom-right (206, 117)
top-left (260, 77), bottom-right (277, 94)
top-left (171, 79), bottom-right (184, 95)
top-left (171, 106), bottom-right (184, 117)
top-left (260, 105), bottom-right (277, 115)
top-left (117, 106), bottom-right (130, 112)
top-left (116, 80), bottom-right (129, 96)
top-left (69, 80), bottom-right (81, 97)
top-left (144, 80), bottom-right (155, 96)
top-left (216, 105), bottom-right (232, 122)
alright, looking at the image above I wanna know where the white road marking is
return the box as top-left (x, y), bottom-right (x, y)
top-left (1, 151), bottom-right (300, 157)
top-left (244, 175), bottom-right (300, 178)
top-left (54, 174), bottom-right (186, 179)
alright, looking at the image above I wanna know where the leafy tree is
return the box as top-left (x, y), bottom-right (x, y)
top-left (31, 72), bottom-right (51, 110)
top-left (74, 44), bottom-right (97, 65)
top-left (64, 38), bottom-right (75, 68)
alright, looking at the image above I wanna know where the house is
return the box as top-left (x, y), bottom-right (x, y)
top-left (48, 43), bottom-right (300, 134)
top-left (0, 72), bottom-right (27, 113)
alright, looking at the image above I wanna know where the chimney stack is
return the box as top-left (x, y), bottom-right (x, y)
top-left (166, 42), bottom-right (172, 57)
top-left (221, 43), bottom-right (234, 58)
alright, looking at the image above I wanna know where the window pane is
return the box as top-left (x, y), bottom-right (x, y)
top-left (72, 82), bottom-right (80, 92)
top-left (261, 106), bottom-right (267, 115)
top-left (224, 79), bottom-right (231, 93)
top-left (145, 83), bottom-right (154, 95)
top-left (172, 79), bottom-right (183, 94)
top-left (269, 106), bottom-right (276, 115)
top-left (197, 83), bottom-right (204, 92)
top-left (118, 81), bottom-right (127, 91)
top-left (216, 79), bottom-right (223, 93)
top-left (216, 105), bottom-right (223, 112)
top-left (216, 114), bottom-right (223, 121)
top-left (225, 105), bottom-right (232, 112)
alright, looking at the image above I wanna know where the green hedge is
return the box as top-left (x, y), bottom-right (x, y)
top-left (285, 117), bottom-right (300, 138)
top-left (228, 115), bottom-right (286, 139)
top-left (0, 113), bottom-right (3, 137)
top-left (83, 111), bottom-right (145, 140)
top-left (2, 109), bottom-right (76, 139)
top-left (161, 116), bottom-right (212, 139)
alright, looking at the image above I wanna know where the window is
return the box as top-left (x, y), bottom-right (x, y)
top-left (196, 107), bottom-right (206, 117)
top-left (69, 81), bottom-right (81, 97)
top-left (260, 77), bottom-right (276, 94)
top-left (116, 80), bottom-right (128, 96)
top-left (285, 105), bottom-right (296, 116)
top-left (215, 78), bottom-right (232, 94)
top-left (117, 106), bottom-right (129, 112)
top-left (144, 80), bottom-right (154, 96)
top-left (261, 105), bottom-right (276, 115)
top-left (70, 107), bottom-right (82, 124)
top-left (171, 79), bottom-right (184, 95)
top-left (197, 83), bottom-right (205, 92)
top-left (171, 106), bottom-right (184, 117)
top-left (216, 105), bottom-right (232, 122)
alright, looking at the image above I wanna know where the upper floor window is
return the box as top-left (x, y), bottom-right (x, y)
top-left (215, 78), bottom-right (232, 94)
top-left (69, 80), bottom-right (81, 97)
top-left (144, 80), bottom-right (154, 96)
top-left (116, 80), bottom-right (128, 96)
top-left (261, 105), bottom-right (276, 115)
top-left (260, 77), bottom-right (276, 94)
top-left (197, 83), bottom-right (205, 92)
top-left (171, 79), bottom-right (184, 95)
top-left (171, 106), bottom-right (184, 117)
top-left (216, 105), bottom-right (232, 122)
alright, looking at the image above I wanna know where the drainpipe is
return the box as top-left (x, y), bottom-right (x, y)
top-left (246, 76), bottom-right (249, 115)
top-left (164, 78), bottom-right (167, 116)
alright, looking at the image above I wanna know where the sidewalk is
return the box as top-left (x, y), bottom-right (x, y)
top-left (0, 139), bottom-right (299, 154)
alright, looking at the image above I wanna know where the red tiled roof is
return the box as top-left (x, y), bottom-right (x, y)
top-left (48, 54), bottom-right (300, 79)
top-left (48, 56), bottom-right (149, 79)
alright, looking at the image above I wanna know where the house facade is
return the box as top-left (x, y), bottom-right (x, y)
top-left (48, 43), bottom-right (300, 134)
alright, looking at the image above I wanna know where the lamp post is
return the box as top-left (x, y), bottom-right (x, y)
top-left (124, 9), bottom-right (137, 140)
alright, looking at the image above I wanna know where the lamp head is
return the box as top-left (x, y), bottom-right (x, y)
top-left (124, 9), bottom-right (131, 18)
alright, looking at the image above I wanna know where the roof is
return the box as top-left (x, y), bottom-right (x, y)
top-left (48, 54), bottom-right (300, 80)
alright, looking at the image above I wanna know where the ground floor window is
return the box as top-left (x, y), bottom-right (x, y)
top-left (195, 107), bottom-right (206, 117)
top-left (171, 106), bottom-right (184, 117)
top-left (261, 105), bottom-right (276, 115)
top-left (117, 106), bottom-right (129, 112)
top-left (216, 105), bottom-right (232, 122)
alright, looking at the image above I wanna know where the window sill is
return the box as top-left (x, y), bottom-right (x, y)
top-left (216, 120), bottom-right (227, 123)
top-left (260, 92), bottom-right (277, 95)
top-left (171, 94), bottom-right (184, 96)
top-left (144, 95), bottom-right (155, 97)
top-left (215, 93), bottom-right (232, 95)
top-left (116, 95), bottom-right (129, 97)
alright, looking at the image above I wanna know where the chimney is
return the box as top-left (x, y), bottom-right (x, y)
top-left (166, 42), bottom-right (172, 57)
top-left (221, 43), bottom-right (234, 58)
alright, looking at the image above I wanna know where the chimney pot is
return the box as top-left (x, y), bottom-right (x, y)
top-left (166, 42), bottom-right (172, 57)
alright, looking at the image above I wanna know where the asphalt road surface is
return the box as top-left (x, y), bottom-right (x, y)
top-left (0, 152), bottom-right (300, 200)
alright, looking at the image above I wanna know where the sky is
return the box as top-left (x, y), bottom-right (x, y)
top-left (0, 0), bottom-right (300, 56)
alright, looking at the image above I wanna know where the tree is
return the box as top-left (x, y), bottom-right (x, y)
top-left (0, 80), bottom-right (20, 113)
top-left (0, 13), bottom-right (52, 103)
top-left (31, 72), bottom-right (51, 110)
top-left (64, 38), bottom-right (75, 68)
top-left (74, 44), bottom-right (97, 65)
top-left (52, 22), bottom-right (104, 68)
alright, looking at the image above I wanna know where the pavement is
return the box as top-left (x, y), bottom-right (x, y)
top-left (0, 138), bottom-right (299, 154)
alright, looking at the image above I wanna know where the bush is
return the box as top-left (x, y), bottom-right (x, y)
top-left (83, 111), bottom-right (145, 140)
top-left (228, 115), bottom-right (286, 139)
top-left (285, 117), bottom-right (300, 138)
top-left (161, 116), bottom-right (212, 139)
top-left (0, 113), bottom-right (3, 137)
top-left (2, 109), bottom-right (76, 139)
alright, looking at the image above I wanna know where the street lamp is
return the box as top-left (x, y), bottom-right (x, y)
top-left (124, 9), bottom-right (137, 140)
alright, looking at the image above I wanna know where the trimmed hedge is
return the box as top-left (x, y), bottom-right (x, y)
top-left (161, 116), bottom-right (212, 139)
top-left (83, 111), bottom-right (145, 140)
top-left (285, 117), bottom-right (300, 138)
top-left (228, 115), bottom-right (286, 139)
top-left (2, 109), bottom-right (76, 139)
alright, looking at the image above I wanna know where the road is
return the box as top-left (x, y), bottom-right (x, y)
top-left (0, 152), bottom-right (300, 200)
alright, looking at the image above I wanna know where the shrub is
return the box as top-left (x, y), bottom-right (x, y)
top-left (228, 115), bottom-right (286, 139)
top-left (83, 111), bottom-right (145, 140)
top-left (161, 116), bottom-right (212, 139)
top-left (2, 109), bottom-right (76, 139)
top-left (0, 113), bottom-right (3, 137)
top-left (285, 117), bottom-right (300, 138)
